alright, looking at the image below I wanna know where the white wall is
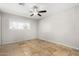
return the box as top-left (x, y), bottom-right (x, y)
top-left (1, 12), bottom-right (37, 44)
top-left (38, 6), bottom-right (79, 49)
top-left (0, 12), bottom-right (1, 45)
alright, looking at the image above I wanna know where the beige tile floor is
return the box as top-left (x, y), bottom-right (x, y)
top-left (0, 39), bottom-right (79, 56)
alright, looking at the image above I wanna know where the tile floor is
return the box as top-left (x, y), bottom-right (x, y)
top-left (0, 39), bottom-right (79, 56)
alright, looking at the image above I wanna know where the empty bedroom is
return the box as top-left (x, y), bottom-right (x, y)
top-left (0, 3), bottom-right (79, 56)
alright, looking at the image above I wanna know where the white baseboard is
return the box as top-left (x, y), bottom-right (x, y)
top-left (39, 38), bottom-right (79, 50)
top-left (0, 38), bottom-right (37, 45)
top-left (1, 37), bottom-right (79, 50)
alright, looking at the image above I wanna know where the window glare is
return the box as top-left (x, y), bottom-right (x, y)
top-left (9, 21), bottom-right (31, 30)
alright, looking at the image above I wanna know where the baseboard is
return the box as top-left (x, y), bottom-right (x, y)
top-left (38, 38), bottom-right (79, 50)
top-left (0, 38), bottom-right (38, 45)
top-left (1, 37), bottom-right (79, 50)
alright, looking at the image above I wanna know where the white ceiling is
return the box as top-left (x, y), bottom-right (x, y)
top-left (0, 3), bottom-right (79, 20)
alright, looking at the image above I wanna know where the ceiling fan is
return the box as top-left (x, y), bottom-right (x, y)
top-left (19, 3), bottom-right (47, 17)
top-left (30, 5), bottom-right (47, 17)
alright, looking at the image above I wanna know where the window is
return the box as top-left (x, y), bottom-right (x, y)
top-left (9, 21), bottom-right (31, 30)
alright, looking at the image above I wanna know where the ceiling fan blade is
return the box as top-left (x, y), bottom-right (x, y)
top-left (39, 10), bottom-right (47, 13)
top-left (30, 14), bottom-right (34, 16)
top-left (38, 13), bottom-right (41, 16)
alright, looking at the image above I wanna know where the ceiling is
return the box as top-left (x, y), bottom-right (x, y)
top-left (0, 3), bottom-right (79, 20)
